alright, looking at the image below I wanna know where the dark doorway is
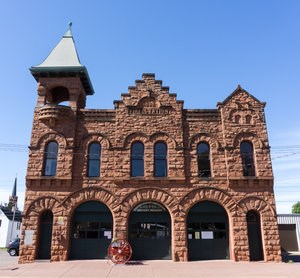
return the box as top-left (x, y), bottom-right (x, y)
top-left (70, 201), bottom-right (113, 259)
top-left (129, 202), bottom-right (171, 260)
top-left (247, 210), bottom-right (264, 261)
top-left (187, 201), bottom-right (229, 260)
top-left (279, 224), bottom-right (299, 252)
top-left (37, 210), bottom-right (53, 259)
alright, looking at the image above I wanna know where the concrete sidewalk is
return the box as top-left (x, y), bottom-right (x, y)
top-left (1, 251), bottom-right (300, 278)
top-left (1, 259), bottom-right (300, 278)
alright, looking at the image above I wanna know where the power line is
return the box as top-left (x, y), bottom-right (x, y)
top-left (0, 142), bottom-right (300, 160)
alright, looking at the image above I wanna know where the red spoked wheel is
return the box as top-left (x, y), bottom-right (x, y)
top-left (107, 239), bottom-right (132, 264)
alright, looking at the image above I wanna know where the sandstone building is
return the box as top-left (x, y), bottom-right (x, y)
top-left (19, 26), bottom-right (281, 263)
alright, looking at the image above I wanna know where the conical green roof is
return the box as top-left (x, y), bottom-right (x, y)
top-left (30, 23), bottom-right (94, 95)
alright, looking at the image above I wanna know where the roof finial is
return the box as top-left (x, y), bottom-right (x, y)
top-left (63, 22), bottom-right (73, 38)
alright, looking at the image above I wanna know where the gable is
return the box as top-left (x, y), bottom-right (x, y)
top-left (218, 85), bottom-right (266, 108)
top-left (114, 73), bottom-right (184, 113)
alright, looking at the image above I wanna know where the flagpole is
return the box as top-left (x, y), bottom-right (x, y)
top-left (10, 202), bottom-right (17, 242)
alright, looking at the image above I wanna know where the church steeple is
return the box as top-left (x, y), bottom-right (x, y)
top-left (30, 23), bottom-right (94, 96)
top-left (8, 177), bottom-right (18, 210)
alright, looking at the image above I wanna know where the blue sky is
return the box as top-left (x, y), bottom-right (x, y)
top-left (0, 0), bottom-right (299, 213)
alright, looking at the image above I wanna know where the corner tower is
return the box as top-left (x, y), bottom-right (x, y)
top-left (25, 24), bottom-right (95, 194)
top-left (30, 23), bottom-right (94, 113)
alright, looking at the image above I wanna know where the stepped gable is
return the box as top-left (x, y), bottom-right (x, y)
top-left (114, 73), bottom-right (183, 115)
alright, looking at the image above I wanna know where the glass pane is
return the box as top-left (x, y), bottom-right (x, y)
top-left (201, 222), bottom-right (216, 231)
top-left (155, 142), bottom-right (167, 157)
top-left (131, 159), bottom-right (144, 176)
top-left (155, 160), bottom-right (167, 177)
top-left (198, 143), bottom-right (211, 177)
top-left (74, 222), bottom-right (86, 229)
top-left (89, 143), bottom-right (101, 159)
top-left (154, 142), bottom-right (167, 177)
top-left (101, 222), bottom-right (112, 229)
top-left (44, 158), bottom-right (57, 176)
top-left (188, 222), bottom-right (200, 230)
top-left (86, 231), bottom-right (98, 238)
top-left (87, 222), bottom-right (99, 229)
top-left (214, 231), bottom-right (226, 239)
top-left (78, 231), bottom-right (86, 238)
top-left (131, 142), bottom-right (144, 176)
top-left (44, 142), bottom-right (58, 176)
top-left (197, 143), bottom-right (209, 156)
top-left (88, 160), bottom-right (100, 177)
top-left (241, 141), bottom-right (255, 176)
top-left (46, 142), bottom-right (58, 159)
top-left (131, 142), bottom-right (144, 157)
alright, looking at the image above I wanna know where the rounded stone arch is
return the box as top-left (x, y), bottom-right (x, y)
top-left (62, 187), bottom-right (120, 216)
top-left (24, 196), bottom-right (62, 217)
top-left (189, 133), bottom-right (220, 150)
top-left (80, 133), bottom-right (111, 150)
top-left (229, 109), bottom-right (239, 122)
top-left (149, 132), bottom-right (177, 149)
top-left (46, 86), bottom-right (70, 105)
top-left (120, 187), bottom-right (179, 219)
top-left (232, 132), bottom-right (264, 149)
top-left (123, 132), bottom-right (149, 148)
top-left (179, 187), bottom-right (237, 218)
top-left (35, 132), bottom-right (68, 150)
top-left (237, 196), bottom-right (275, 217)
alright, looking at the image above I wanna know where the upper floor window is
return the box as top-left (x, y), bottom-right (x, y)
top-left (246, 115), bottom-right (252, 124)
top-left (88, 143), bottom-right (101, 177)
top-left (240, 141), bottom-right (255, 176)
top-left (43, 141), bottom-right (58, 176)
top-left (131, 142), bottom-right (144, 177)
top-left (154, 142), bottom-right (167, 177)
top-left (197, 142), bottom-right (211, 177)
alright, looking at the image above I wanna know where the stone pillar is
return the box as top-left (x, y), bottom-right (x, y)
top-left (173, 215), bottom-right (188, 261)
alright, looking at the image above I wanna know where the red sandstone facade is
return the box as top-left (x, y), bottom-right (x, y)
top-left (19, 30), bottom-right (281, 263)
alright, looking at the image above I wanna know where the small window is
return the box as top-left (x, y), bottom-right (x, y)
top-left (154, 142), bottom-right (167, 177)
top-left (197, 142), bottom-right (211, 177)
top-left (88, 143), bottom-right (101, 177)
top-left (240, 141), bottom-right (255, 176)
top-left (0, 219), bottom-right (2, 227)
top-left (43, 141), bottom-right (58, 176)
top-left (131, 142), bottom-right (144, 177)
top-left (246, 115), bottom-right (252, 124)
top-left (235, 115), bottom-right (241, 124)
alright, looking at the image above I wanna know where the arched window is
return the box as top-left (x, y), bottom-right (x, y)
top-left (240, 141), bottom-right (255, 176)
top-left (131, 142), bottom-right (144, 177)
top-left (246, 115), bottom-right (252, 124)
top-left (197, 142), bottom-right (211, 177)
top-left (154, 142), bottom-right (167, 177)
top-left (235, 115), bottom-right (241, 124)
top-left (43, 141), bottom-right (58, 176)
top-left (88, 143), bottom-right (101, 177)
